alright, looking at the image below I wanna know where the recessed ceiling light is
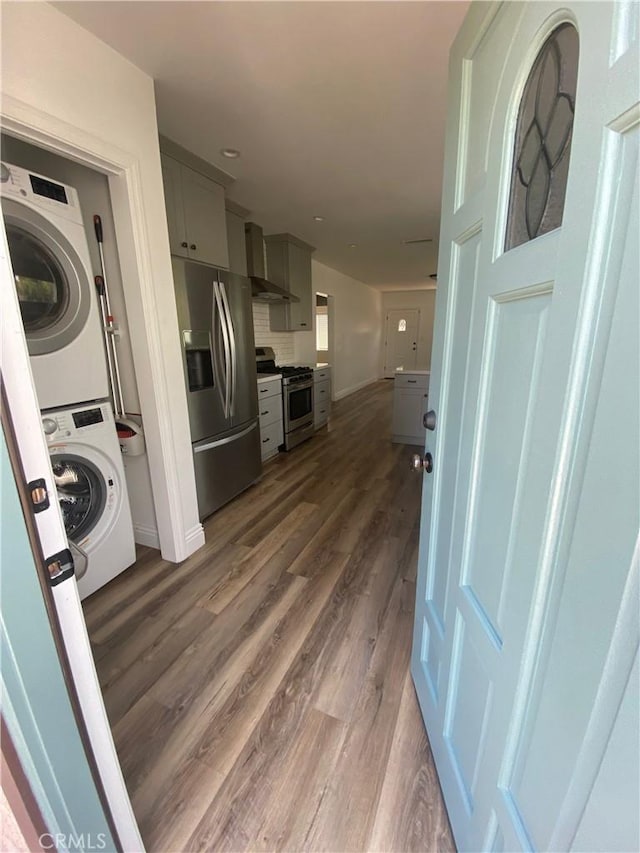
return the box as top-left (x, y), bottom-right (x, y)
top-left (220, 148), bottom-right (240, 159)
top-left (313, 215), bottom-right (325, 222)
top-left (348, 243), bottom-right (357, 248)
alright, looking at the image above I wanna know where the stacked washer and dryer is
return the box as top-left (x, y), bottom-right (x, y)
top-left (1, 161), bottom-right (136, 599)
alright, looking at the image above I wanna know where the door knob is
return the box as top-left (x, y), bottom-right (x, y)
top-left (181, 241), bottom-right (188, 248)
top-left (411, 452), bottom-right (433, 473)
top-left (190, 243), bottom-right (197, 250)
top-left (423, 410), bottom-right (437, 430)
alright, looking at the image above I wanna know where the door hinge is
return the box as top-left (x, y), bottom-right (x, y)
top-left (45, 548), bottom-right (75, 587)
top-left (27, 478), bottom-right (50, 513)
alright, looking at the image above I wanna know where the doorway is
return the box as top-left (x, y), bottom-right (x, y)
top-left (315, 292), bottom-right (334, 370)
top-left (383, 308), bottom-right (420, 377)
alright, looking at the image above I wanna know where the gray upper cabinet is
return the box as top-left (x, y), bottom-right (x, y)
top-left (265, 233), bottom-right (315, 331)
top-left (160, 152), bottom-right (229, 270)
top-left (225, 206), bottom-right (248, 276)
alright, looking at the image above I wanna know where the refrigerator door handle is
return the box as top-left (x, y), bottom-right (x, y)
top-left (211, 282), bottom-right (227, 415)
top-left (193, 421), bottom-right (258, 453)
top-left (213, 280), bottom-right (232, 419)
top-left (219, 281), bottom-right (237, 418)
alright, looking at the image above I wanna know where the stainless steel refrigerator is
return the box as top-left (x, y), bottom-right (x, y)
top-left (172, 258), bottom-right (261, 519)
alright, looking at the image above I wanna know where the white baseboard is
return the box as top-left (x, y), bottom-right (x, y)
top-left (333, 376), bottom-right (379, 401)
top-left (133, 524), bottom-right (160, 550)
top-left (183, 522), bottom-right (206, 558)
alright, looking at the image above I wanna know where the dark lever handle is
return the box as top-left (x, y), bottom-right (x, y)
top-left (423, 410), bottom-right (436, 430)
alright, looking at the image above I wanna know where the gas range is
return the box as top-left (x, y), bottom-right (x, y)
top-left (255, 348), bottom-right (314, 385)
top-left (256, 347), bottom-right (314, 450)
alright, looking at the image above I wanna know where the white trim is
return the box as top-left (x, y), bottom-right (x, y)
top-left (133, 524), bottom-right (161, 550)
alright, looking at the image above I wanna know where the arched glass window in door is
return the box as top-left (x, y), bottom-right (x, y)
top-left (505, 23), bottom-right (579, 251)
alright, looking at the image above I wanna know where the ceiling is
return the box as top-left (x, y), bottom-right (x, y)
top-left (56, 1), bottom-right (469, 291)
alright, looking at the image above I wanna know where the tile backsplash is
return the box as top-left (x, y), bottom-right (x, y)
top-left (252, 303), bottom-right (295, 363)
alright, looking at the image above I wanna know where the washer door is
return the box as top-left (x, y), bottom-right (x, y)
top-left (50, 453), bottom-right (107, 543)
top-left (2, 199), bottom-right (91, 355)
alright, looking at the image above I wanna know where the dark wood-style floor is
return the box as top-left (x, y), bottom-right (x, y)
top-left (84, 380), bottom-right (454, 853)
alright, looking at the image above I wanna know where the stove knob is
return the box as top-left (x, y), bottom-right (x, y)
top-left (42, 417), bottom-right (58, 436)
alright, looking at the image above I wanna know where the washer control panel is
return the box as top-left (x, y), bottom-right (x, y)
top-left (42, 403), bottom-right (111, 442)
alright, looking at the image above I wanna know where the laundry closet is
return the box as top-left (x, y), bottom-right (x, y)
top-left (1, 135), bottom-right (159, 597)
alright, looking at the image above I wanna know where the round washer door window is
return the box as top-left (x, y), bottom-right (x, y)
top-left (2, 199), bottom-right (91, 355)
top-left (51, 453), bottom-right (107, 542)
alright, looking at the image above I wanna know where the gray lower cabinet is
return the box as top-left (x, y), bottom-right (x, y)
top-left (258, 377), bottom-right (283, 460)
top-left (313, 366), bottom-right (331, 429)
top-left (392, 371), bottom-right (429, 444)
top-left (161, 153), bottom-right (229, 269)
top-left (265, 233), bottom-right (315, 331)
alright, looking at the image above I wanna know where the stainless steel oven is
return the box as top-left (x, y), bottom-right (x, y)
top-left (283, 376), bottom-right (314, 448)
top-left (256, 347), bottom-right (315, 450)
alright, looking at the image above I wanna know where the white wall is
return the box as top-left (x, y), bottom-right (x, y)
top-left (1, 2), bottom-right (203, 561)
top-left (295, 261), bottom-right (382, 400)
top-left (381, 289), bottom-right (437, 373)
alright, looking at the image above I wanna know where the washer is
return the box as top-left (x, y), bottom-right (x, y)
top-left (42, 400), bottom-right (136, 600)
top-left (1, 161), bottom-right (109, 410)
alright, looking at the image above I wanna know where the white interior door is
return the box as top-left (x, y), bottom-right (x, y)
top-left (383, 308), bottom-right (419, 376)
top-left (412, 2), bottom-right (639, 851)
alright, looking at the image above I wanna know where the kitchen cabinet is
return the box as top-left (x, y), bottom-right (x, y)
top-left (257, 375), bottom-right (283, 460)
top-left (392, 370), bottom-right (429, 445)
top-left (265, 233), bottom-right (315, 331)
top-left (225, 201), bottom-right (249, 276)
top-left (313, 365), bottom-right (331, 429)
top-left (161, 152), bottom-right (229, 269)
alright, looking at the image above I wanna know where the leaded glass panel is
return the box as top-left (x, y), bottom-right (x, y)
top-left (505, 24), bottom-right (579, 250)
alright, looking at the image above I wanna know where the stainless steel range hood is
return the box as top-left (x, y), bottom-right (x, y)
top-left (245, 221), bottom-right (299, 303)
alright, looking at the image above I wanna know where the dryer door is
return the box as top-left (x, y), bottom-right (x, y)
top-left (50, 453), bottom-right (107, 543)
top-left (2, 199), bottom-right (91, 355)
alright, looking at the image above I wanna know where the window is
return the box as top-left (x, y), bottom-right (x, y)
top-left (505, 23), bottom-right (579, 250)
top-left (316, 314), bottom-right (328, 350)
top-left (398, 318), bottom-right (407, 332)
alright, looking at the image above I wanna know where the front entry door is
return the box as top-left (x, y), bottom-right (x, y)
top-left (383, 308), bottom-right (420, 375)
top-left (412, 3), bottom-right (639, 851)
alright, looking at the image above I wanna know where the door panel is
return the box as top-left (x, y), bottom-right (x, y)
top-left (384, 308), bottom-right (420, 376)
top-left (412, 3), bottom-right (639, 850)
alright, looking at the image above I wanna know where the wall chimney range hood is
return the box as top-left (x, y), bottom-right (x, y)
top-left (245, 222), bottom-right (299, 303)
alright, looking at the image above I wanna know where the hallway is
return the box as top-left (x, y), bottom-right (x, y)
top-left (83, 380), bottom-right (454, 852)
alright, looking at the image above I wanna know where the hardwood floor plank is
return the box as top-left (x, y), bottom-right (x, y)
top-left (312, 534), bottom-right (402, 722)
top-left (369, 669), bottom-right (455, 853)
top-left (188, 551), bottom-right (349, 779)
top-left (198, 501), bottom-right (317, 614)
top-left (101, 605), bottom-right (215, 725)
top-left (304, 575), bottom-right (417, 852)
top-left (130, 573), bottom-right (310, 823)
top-left (149, 560), bottom-right (297, 712)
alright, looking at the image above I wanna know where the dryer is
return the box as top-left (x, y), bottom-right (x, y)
top-left (42, 400), bottom-right (136, 600)
top-left (1, 161), bottom-right (109, 410)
